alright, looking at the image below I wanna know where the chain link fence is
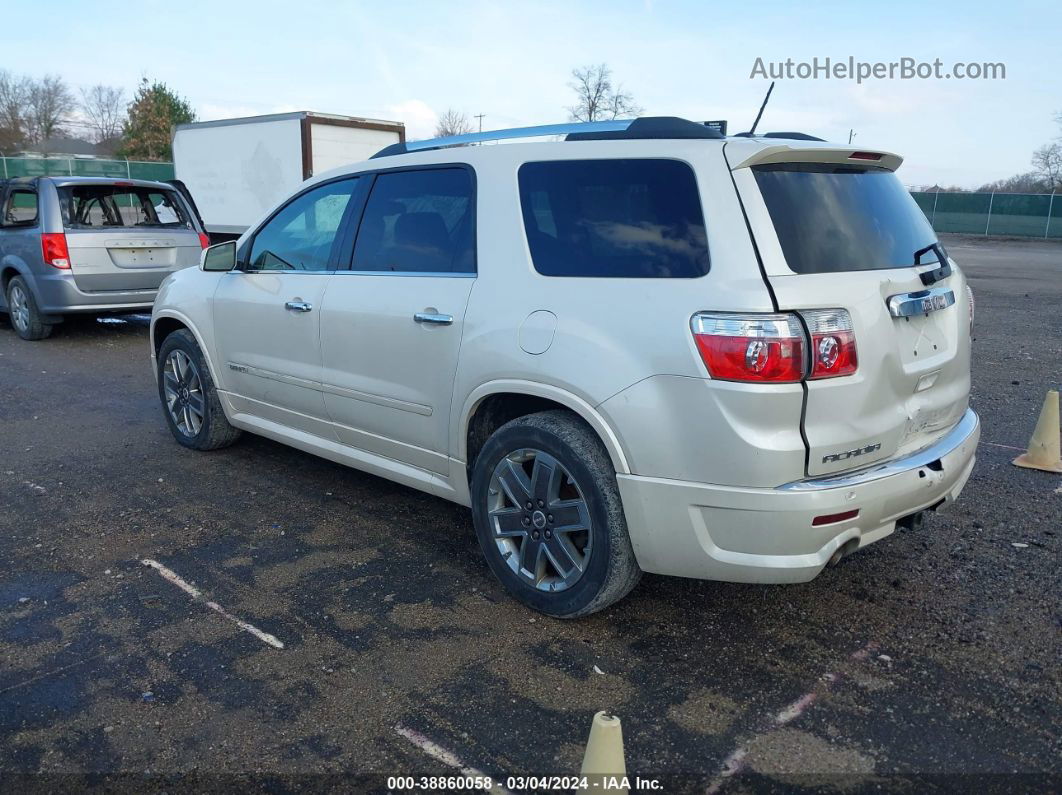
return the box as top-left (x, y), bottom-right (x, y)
top-left (0, 156), bottom-right (175, 183)
top-left (912, 190), bottom-right (1061, 238)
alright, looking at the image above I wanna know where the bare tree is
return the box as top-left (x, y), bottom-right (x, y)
top-left (0, 70), bottom-right (30, 150)
top-left (80, 84), bottom-right (126, 143)
top-left (1032, 143), bottom-right (1062, 192)
top-left (25, 74), bottom-right (74, 145)
top-left (976, 172), bottom-right (1050, 194)
top-left (434, 108), bottom-right (474, 137)
top-left (567, 64), bottom-right (642, 123)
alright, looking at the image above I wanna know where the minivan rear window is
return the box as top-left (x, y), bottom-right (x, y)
top-left (518, 159), bottom-right (709, 278)
top-left (753, 164), bottom-right (939, 274)
top-left (58, 185), bottom-right (193, 230)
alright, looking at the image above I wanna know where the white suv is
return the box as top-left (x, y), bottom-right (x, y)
top-left (150, 117), bottom-right (979, 617)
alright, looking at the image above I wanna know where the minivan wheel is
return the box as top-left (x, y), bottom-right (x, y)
top-left (6, 276), bottom-right (52, 340)
top-left (157, 329), bottom-right (241, 451)
top-left (470, 410), bottom-right (641, 618)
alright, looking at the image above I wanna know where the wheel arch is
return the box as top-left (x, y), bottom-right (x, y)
top-left (457, 380), bottom-right (631, 477)
top-left (151, 310), bottom-right (223, 387)
top-left (1, 258), bottom-right (35, 306)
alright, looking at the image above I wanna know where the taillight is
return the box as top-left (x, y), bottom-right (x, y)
top-left (966, 285), bottom-right (975, 333)
top-left (691, 313), bottom-right (805, 383)
top-left (41, 233), bottom-right (70, 269)
top-left (198, 232), bottom-right (210, 249)
top-left (801, 309), bottom-right (858, 379)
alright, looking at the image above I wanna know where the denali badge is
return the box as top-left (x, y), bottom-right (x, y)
top-left (823, 443), bottom-right (882, 463)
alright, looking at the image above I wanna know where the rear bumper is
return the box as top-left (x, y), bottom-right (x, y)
top-left (617, 409), bottom-right (980, 583)
top-left (33, 271), bottom-right (158, 313)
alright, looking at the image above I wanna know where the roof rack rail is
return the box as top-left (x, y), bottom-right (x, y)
top-left (371, 116), bottom-right (725, 158)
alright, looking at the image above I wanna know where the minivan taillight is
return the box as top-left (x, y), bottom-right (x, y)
top-left (801, 309), bottom-right (858, 379)
top-left (198, 232), bottom-right (210, 249)
top-left (691, 313), bottom-right (805, 383)
top-left (41, 233), bottom-right (70, 269)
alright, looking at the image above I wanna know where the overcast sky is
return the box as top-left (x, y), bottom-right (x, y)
top-left (8, 0), bottom-right (1061, 188)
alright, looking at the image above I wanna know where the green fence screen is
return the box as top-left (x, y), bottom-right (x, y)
top-left (0, 156), bottom-right (175, 182)
top-left (911, 190), bottom-right (1061, 239)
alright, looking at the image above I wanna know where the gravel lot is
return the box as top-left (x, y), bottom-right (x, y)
top-left (1, 235), bottom-right (1058, 792)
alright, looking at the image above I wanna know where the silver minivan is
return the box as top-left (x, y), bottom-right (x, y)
top-left (0, 176), bottom-right (207, 340)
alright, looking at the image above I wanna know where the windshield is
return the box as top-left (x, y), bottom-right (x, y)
top-left (753, 164), bottom-right (939, 274)
top-left (58, 185), bottom-right (193, 230)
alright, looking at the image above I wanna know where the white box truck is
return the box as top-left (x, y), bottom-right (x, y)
top-left (172, 111), bottom-right (405, 239)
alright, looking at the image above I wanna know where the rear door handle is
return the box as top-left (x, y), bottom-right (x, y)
top-left (414, 312), bottom-right (453, 325)
top-left (285, 300), bottom-right (313, 313)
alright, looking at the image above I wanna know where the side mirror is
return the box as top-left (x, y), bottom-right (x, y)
top-left (201, 240), bottom-right (237, 272)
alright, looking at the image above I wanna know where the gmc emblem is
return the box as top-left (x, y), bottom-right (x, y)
top-left (823, 443), bottom-right (882, 463)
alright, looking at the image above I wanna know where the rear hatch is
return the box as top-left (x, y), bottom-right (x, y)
top-left (57, 182), bottom-right (203, 292)
top-left (727, 142), bottom-right (972, 477)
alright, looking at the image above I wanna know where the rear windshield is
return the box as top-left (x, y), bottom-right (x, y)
top-left (753, 164), bottom-right (939, 274)
top-left (518, 159), bottom-right (710, 278)
top-left (58, 185), bottom-right (193, 230)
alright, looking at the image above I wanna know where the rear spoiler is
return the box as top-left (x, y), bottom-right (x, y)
top-left (729, 145), bottom-right (903, 172)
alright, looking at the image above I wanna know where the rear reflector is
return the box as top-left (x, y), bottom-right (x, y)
top-left (812, 509), bottom-right (859, 526)
top-left (799, 309), bottom-right (858, 379)
top-left (691, 313), bottom-right (805, 383)
top-left (41, 233), bottom-right (70, 269)
top-left (198, 232), bottom-right (210, 249)
top-left (849, 151), bottom-right (882, 161)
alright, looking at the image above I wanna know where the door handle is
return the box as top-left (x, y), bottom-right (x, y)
top-left (414, 311), bottom-right (454, 325)
top-left (285, 300), bottom-right (313, 313)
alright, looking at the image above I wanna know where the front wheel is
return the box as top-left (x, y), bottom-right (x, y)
top-left (470, 410), bottom-right (641, 618)
top-left (157, 329), bottom-right (241, 451)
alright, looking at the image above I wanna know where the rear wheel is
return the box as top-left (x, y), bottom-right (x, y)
top-left (470, 410), bottom-right (641, 618)
top-left (6, 276), bottom-right (52, 341)
top-left (157, 329), bottom-right (241, 451)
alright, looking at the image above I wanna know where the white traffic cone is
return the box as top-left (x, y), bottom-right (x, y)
top-left (1013, 390), bottom-right (1062, 473)
top-left (580, 712), bottom-right (627, 794)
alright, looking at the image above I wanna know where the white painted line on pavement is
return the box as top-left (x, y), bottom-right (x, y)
top-left (395, 725), bottom-right (511, 794)
top-left (705, 642), bottom-right (877, 793)
top-left (141, 558), bottom-right (285, 649)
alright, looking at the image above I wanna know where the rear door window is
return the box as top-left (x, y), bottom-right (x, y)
top-left (753, 164), bottom-right (939, 274)
top-left (2, 189), bottom-right (38, 226)
top-left (58, 185), bottom-right (193, 230)
top-left (518, 159), bottom-right (709, 278)
top-left (350, 168), bottom-right (475, 274)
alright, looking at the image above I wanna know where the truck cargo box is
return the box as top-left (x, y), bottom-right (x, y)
top-left (172, 111), bottom-right (404, 237)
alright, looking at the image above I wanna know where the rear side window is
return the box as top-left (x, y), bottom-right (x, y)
top-left (2, 189), bottom-right (38, 226)
top-left (518, 159), bottom-right (709, 278)
top-left (351, 168), bottom-right (475, 274)
top-left (58, 185), bottom-right (192, 230)
top-left (753, 164), bottom-right (939, 274)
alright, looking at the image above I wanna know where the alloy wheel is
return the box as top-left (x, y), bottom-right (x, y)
top-left (9, 283), bottom-right (30, 333)
top-left (487, 448), bottom-right (593, 592)
top-left (163, 350), bottom-right (205, 437)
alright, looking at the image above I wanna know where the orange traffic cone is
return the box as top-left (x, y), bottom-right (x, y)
top-left (1013, 390), bottom-right (1062, 473)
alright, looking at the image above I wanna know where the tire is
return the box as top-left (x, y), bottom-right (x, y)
top-left (470, 410), bottom-right (641, 618)
top-left (157, 329), bottom-right (241, 451)
top-left (6, 276), bottom-right (53, 341)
